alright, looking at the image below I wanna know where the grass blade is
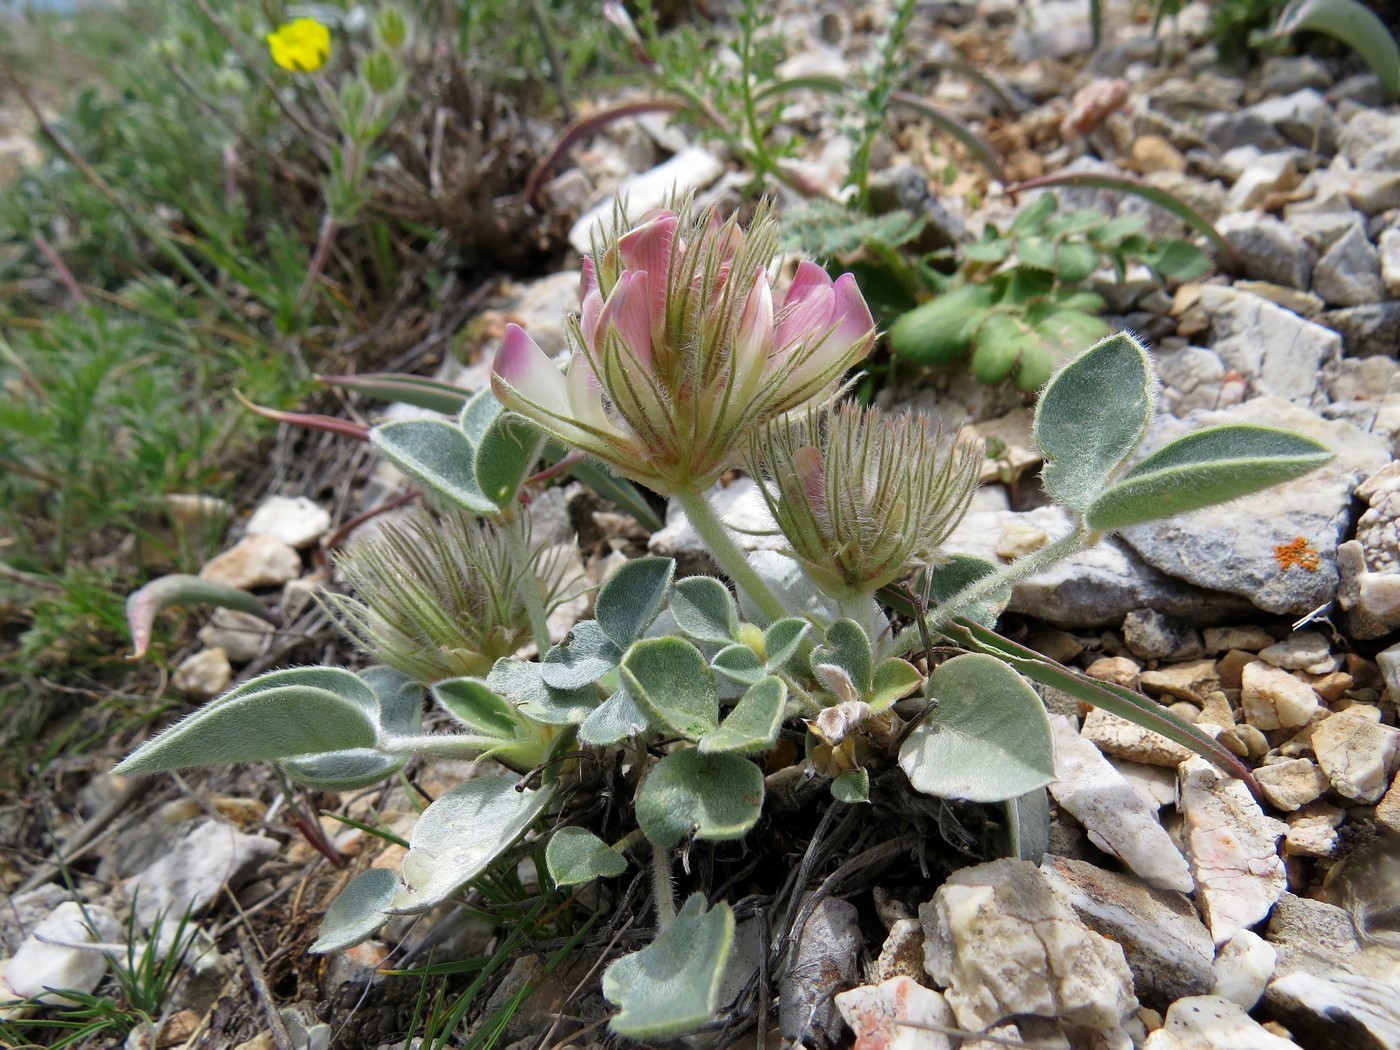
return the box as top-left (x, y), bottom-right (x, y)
top-left (1273, 0), bottom-right (1399, 102)
top-left (318, 373), bottom-right (471, 414)
top-left (889, 91), bottom-right (1007, 184)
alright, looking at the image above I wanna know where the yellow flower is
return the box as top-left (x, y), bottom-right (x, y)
top-left (267, 18), bottom-right (331, 73)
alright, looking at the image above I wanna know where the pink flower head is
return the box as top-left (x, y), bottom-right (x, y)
top-left (492, 200), bottom-right (876, 493)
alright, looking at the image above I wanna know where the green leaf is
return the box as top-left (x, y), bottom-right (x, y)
top-left (596, 557), bottom-right (675, 649)
top-left (670, 577), bottom-right (739, 644)
top-left (310, 868), bottom-right (397, 954)
top-left (546, 827), bottom-right (628, 887)
top-left (1010, 192), bottom-right (1057, 234)
top-left (488, 659), bottom-right (598, 726)
top-left (1085, 424), bottom-right (1333, 531)
top-left (562, 455), bottom-right (665, 532)
top-left (1034, 332), bottom-right (1154, 512)
top-left (869, 658), bottom-right (923, 710)
top-left (636, 750), bottom-right (765, 848)
top-left (432, 679), bottom-right (523, 738)
top-left (1007, 172), bottom-right (1235, 266)
top-left (763, 617), bottom-right (811, 671)
top-left (888, 284), bottom-right (996, 366)
top-left (1054, 241), bottom-right (1100, 284)
top-left (317, 372), bottom-right (470, 414)
top-left (810, 619), bottom-right (873, 697)
top-left (542, 620), bottom-right (621, 689)
top-left (370, 418), bottom-right (496, 514)
top-left (832, 768), bottom-right (870, 804)
top-left (899, 653), bottom-right (1055, 803)
top-left (603, 894), bottom-right (734, 1039)
top-left (282, 749), bottom-right (406, 790)
top-left (579, 684), bottom-right (653, 746)
top-left (971, 313), bottom-right (1031, 384)
top-left (1142, 238), bottom-right (1210, 281)
top-left (472, 403), bottom-right (544, 509)
top-left (391, 775), bottom-right (555, 912)
top-left (1273, 0), bottom-right (1399, 102)
top-left (699, 677), bottom-right (786, 755)
top-left (995, 789), bottom-right (1051, 863)
top-left (125, 574), bottom-right (275, 661)
top-left (712, 643), bottom-right (765, 685)
top-left (943, 615), bottom-right (1264, 797)
top-left (621, 637), bottom-right (718, 740)
top-left (1016, 235), bottom-right (1058, 271)
top-left (921, 554), bottom-right (1011, 630)
top-left (361, 666), bottom-right (423, 735)
top-left (115, 672), bottom-right (380, 775)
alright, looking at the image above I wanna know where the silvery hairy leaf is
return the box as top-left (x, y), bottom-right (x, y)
top-left (488, 658), bottom-right (599, 726)
top-left (603, 894), bottom-right (734, 1038)
top-left (546, 826), bottom-right (628, 887)
top-left (636, 749), bottom-right (765, 849)
top-left (595, 556), bottom-right (675, 649)
top-left (459, 388), bottom-right (545, 509)
top-left (810, 619), bottom-right (873, 698)
top-left (1034, 332), bottom-right (1154, 513)
top-left (699, 676), bottom-right (786, 755)
top-left (115, 667), bottom-right (380, 775)
top-left (899, 653), bottom-right (1055, 803)
top-left (391, 774), bottom-right (555, 912)
top-left (621, 636), bottom-right (718, 740)
top-left (283, 667), bottom-right (422, 789)
top-left (370, 418), bottom-right (499, 514)
top-left (1084, 424), bottom-right (1333, 531)
top-left (669, 576), bottom-right (739, 644)
top-left (310, 868), bottom-right (398, 954)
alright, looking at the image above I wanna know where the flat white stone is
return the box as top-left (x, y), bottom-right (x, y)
top-left (920, 858), bottom-right (1138, 1033)
top-left (1311, 711), bottom-right (1400, 802)
top-left (1211, 929), bottom-right (1276, 1010)
top-left (246, 496), bottom-right (331, 550)
top-left (172, 648), bottom-right (233, 700)
top-left (1049, 716), bottom-right (1193, 892)
top-left (568, 147), bottom-right (726, 254)
top-left (835, 977), bottom-right (957, 1050)
top-left (1252, 758), bottom-right (1329, 812)
top-left (1240, 661), bottom-right (1318, 730)
top-left (1142, 995), bottom-right (1297, 1049)
top-left (1178, 758), bottom-right (1287, 946)
top-left (126, 819), bottom-right (278, 931)
top-left (0, 901), bottom-right (121, 1005)
top-left (199, 534), bottom-right (301, 590)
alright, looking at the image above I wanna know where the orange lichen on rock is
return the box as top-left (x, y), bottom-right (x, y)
top-left (1274, 537), bottom-right (1321, 573)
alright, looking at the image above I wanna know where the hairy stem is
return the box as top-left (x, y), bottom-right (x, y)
top-left (651, 844), bottom-right (676, 928)
top-left (673, 486), bottom-right (787, 624)
top-left (900, 524), bottom-right (1089, 653)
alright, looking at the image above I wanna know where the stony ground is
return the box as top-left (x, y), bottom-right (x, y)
top-left (4, 0), bottom-right (1400, 1048)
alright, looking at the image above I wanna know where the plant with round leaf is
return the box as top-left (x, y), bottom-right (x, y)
top-left (115, 197), bottom-right (1333, 1047)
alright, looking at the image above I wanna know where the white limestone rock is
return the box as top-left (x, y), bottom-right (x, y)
top-left (1048, 716), bottom-right (1193, 892)
top-left (919, 858), bottom-right (1138, 1033)
top-left (171, 647), bottom-right (233, 700)
top-left (196, 608), bottom-right (275, 664)
top-left (1142, 995), bottom-right (1297, 1049)
top-left (1081, 708), bottom-right (1193, 768)
top-left (1039, 854), bottom-right (1215, 1006)
top-left (1256, 631), bottom-right (1335, 672)
top-left (836, 977), bottom-right (957, 1050)
top-left (1310, 710), bottom-right (1400, 801)
top-left (1211, 929), bottom-right (1276, 1010)
top-left (649, 478), bottom-right (783, 567)
top-left (0, 901), bottom-right (121, 1005)
top-left (126, 819), bottom-right (278, 931)
top-left (1119, 398), bottom-right (1391, 618)
top-left (1252, 758), bottom-right (1329, 812)
top-left (1239, 661), bottom-right (1318, 730)
top-left (245, 495), bottom-right (331, 550)
top-left (1178, 758), bottom-right (1287, 946)
top-left (1195, 287), bottom-right (1340, 408)
top-left (199, 534), bottom-right (301, 590)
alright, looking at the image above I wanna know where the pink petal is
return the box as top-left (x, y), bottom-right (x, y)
top-left (617, 212), bottom-right (678, 277)
top-left (598, 270), bottom-right (655, 369)
top-left (492, 323), bottom-right (568, 409)
top-left (827, 272), bottom-right (876, 354)
top-left (734, 268), bottom-right (774, 364)
top-left (579, 256), bottom-right (600, 307)
top-left (775, 261), bottom-right (836, 352)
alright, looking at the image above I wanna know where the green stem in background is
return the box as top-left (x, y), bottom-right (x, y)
top-left (849, 0), bottom-right (918, 206)
top-left (672, 486), bottom-right (787, 624)
top-left (505, 516), bottom-right (554, 655)
top-left (651, 844), bottom-right (676, 929)
top-left (898, 524), bottom-right (1090, 654)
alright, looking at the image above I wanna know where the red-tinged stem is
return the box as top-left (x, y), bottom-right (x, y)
top-left (525, 97), bottom-right (686, 206)
top-left (236, 392), bottom-right (371, 442)
top-left (318, 490), bottom-right (422, 563)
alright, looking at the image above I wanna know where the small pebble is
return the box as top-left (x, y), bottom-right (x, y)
top-left (1240, 661), bottom-right (1318, 730)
